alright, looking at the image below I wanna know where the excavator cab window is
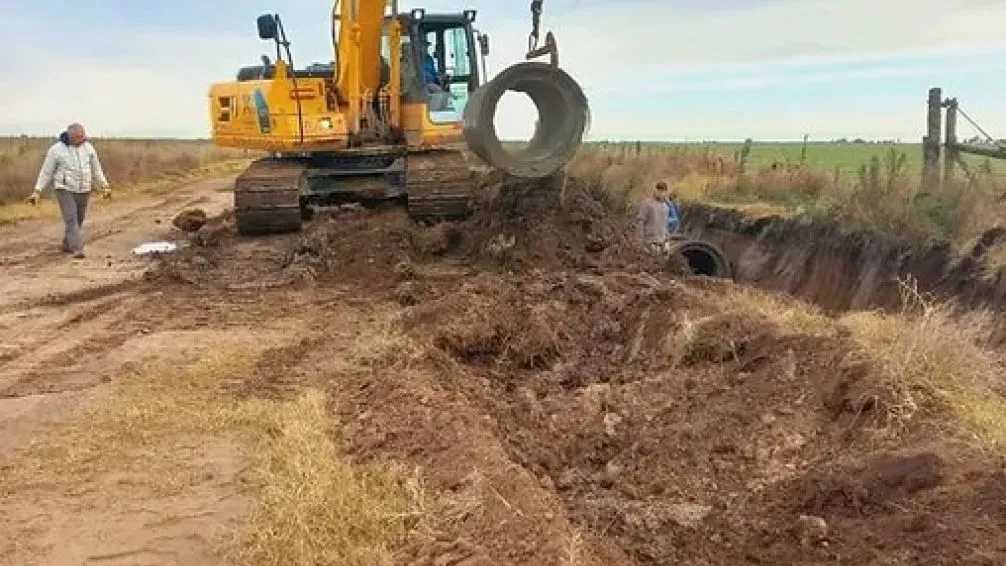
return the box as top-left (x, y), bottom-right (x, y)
top-left (414, 18), bottom-right (478, 124)
top-left (442, 27), bottom-right (472, 81)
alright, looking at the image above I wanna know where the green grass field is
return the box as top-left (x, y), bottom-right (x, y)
top-left (582, 141), bottom-right (1006, 181)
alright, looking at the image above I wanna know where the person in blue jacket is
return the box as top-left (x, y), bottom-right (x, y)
top-left (421, 38), bottom-right (442, 92)
top-left (664, 182), bottom-right (682, 234)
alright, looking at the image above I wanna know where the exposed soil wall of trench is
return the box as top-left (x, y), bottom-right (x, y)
top-left (680, 203), bottom-right (1006, 315)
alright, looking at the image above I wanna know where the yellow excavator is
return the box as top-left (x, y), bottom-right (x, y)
top-left (207, 0), bottom-right (589, 236)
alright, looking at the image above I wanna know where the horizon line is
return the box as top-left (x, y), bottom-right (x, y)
top-left (0, 134), bottom-right (928, 145)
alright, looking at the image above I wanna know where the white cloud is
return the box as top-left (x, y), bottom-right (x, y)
top-left (541, 0), bottom-right (1006, 70)
top-left (0, 31), bottom-right (254, 137)
top-left (483, 0), bottom-right (1006, 140)
top-left (4, 0), bottom-right (1006, 140)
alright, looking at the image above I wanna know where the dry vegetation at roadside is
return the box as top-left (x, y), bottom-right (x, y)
top-left (231, 390), bottom-right (414, 566)
top-left (713, 286), bottom-right (1004, 459)
top-left (0, 136), bottom-right (251, 205)
top-left (839, 280), bottom-right (1006, 450)
top-left (718, 274), bottom-right (1006, 450)
top-left (570, 142), bottom-right (1006, 247)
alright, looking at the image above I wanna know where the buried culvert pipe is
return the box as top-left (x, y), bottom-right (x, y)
top-left (463, 61), bottom-right (590, 178)
top-left (668, 239), bottom-right (734, 279)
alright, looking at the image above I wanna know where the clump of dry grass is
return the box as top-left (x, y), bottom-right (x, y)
top-left (979, 241), bottom-right (1006, 279)
top-left (736, 164), bottom-right (832, 203)
top-left (716, 286), bottom-right (835, 337)
top-left (562, 530), bottom-right (586, 566)
top-left (568, 145), bottom-right (737, 206)
top-left (0, 136), bottom-right (250, 204)
top-left (825, 148), bottom-right (948, 242)
top-left (839, 279), bottom-right (1006, 449)
top-left (228, 313), bottom-right (443, 565)
top-left (230, 390), bottom-right (412, 566)
top-left (343, 314), bottom-right (427, 372)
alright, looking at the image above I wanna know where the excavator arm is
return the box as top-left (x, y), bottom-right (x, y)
top-left (331, 0), bottom-right (553, 138)
top-left (332, 0), bottom-right (401, 135)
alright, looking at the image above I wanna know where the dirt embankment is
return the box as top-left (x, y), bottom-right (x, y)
top-left (144, 172), bottom-right (1006, 565)
top-left (394, 272), bottom-right (1006, 565)
top-left (681, 203), bottom-right (1006, 315)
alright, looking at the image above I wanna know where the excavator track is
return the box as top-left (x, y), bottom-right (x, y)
top-left (233, 157), bottom-right (307, 236)
top-left (405, 149), bottom-right (476, 222)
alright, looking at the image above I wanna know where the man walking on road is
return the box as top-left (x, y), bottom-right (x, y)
top-left (29, 123), bottom-right (112, 259)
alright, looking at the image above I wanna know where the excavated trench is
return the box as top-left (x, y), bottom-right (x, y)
top-left (679, 203), bottom-right (1006, 316)
top-left (153, 181), bottom-right (1006, 565)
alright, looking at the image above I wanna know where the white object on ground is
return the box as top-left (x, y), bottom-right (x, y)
top-left (131, 241), bottom-right (179, 255)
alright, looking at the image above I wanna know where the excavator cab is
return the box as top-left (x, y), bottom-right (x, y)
top-left (403, 11), bottom-right (485, 122)
top-left (388, 10), bottom-right (488, 142)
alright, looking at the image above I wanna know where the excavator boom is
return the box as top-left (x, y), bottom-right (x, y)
top-left (335, 0), bottom-right (400, 135)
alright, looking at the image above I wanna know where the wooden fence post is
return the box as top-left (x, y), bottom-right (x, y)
top-left (922, 87), bottom-right (942, 192)
top-left (944, 97), bottom-right (958, 185)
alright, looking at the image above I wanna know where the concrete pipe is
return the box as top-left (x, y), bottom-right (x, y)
top-left (463, 61), bottom-right (589, 178)
top-left (668, 239), bottom-right (733, 279)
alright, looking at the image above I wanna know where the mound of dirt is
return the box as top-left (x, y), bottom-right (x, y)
top-left (148, 171), bottom-right (686, 296)
top-left (172, 208), bottom-right (208, 232)
top-left (189, 209), bottom-right (234, 247)
top-left (278, 171), bottom-right (680, 283)
top-left (795, 451), bottom-right (946, 516)
top-left (145, 209), bottom-right (236, 285)
top-left (459, 173), bottom-right (676, 274)
top-left (281, 206), bottom-right (416, 284)
top-left (402, 269), bottom-right (689, 381)
top-left (391, 260), bottom-right (1006, 565)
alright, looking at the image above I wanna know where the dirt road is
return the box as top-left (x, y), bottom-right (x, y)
top-left (0, 174), bottom-right (255, 565)
top-left (1, 170), bottom-right (1003, 566)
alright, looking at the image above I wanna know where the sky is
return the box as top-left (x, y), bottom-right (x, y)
top-left (3, 0), bottom-right (1006, 141)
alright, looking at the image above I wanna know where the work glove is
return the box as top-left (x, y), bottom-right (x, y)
top-left (26, 191), bottom-right (40, 206)
top-left (102, 187), bottom-right (112, 200)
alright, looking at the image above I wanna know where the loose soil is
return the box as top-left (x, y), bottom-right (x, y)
top-left (2, 169), bottom-right (1004, 565)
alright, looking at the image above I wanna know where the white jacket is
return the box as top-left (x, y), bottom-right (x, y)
top-left (34, 140), bottom-right (110, 194)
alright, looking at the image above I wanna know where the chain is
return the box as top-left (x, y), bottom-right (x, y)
top-left (528, 0), bottom-right (543, 52)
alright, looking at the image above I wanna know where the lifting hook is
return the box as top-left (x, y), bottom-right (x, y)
top-left (525, 0), bottom-right (559, 67)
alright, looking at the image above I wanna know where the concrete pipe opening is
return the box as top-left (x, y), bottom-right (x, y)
top-left (463, 62), bottom-right (589, 178)
top-left (669, 240), bottom-right (733, 279)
